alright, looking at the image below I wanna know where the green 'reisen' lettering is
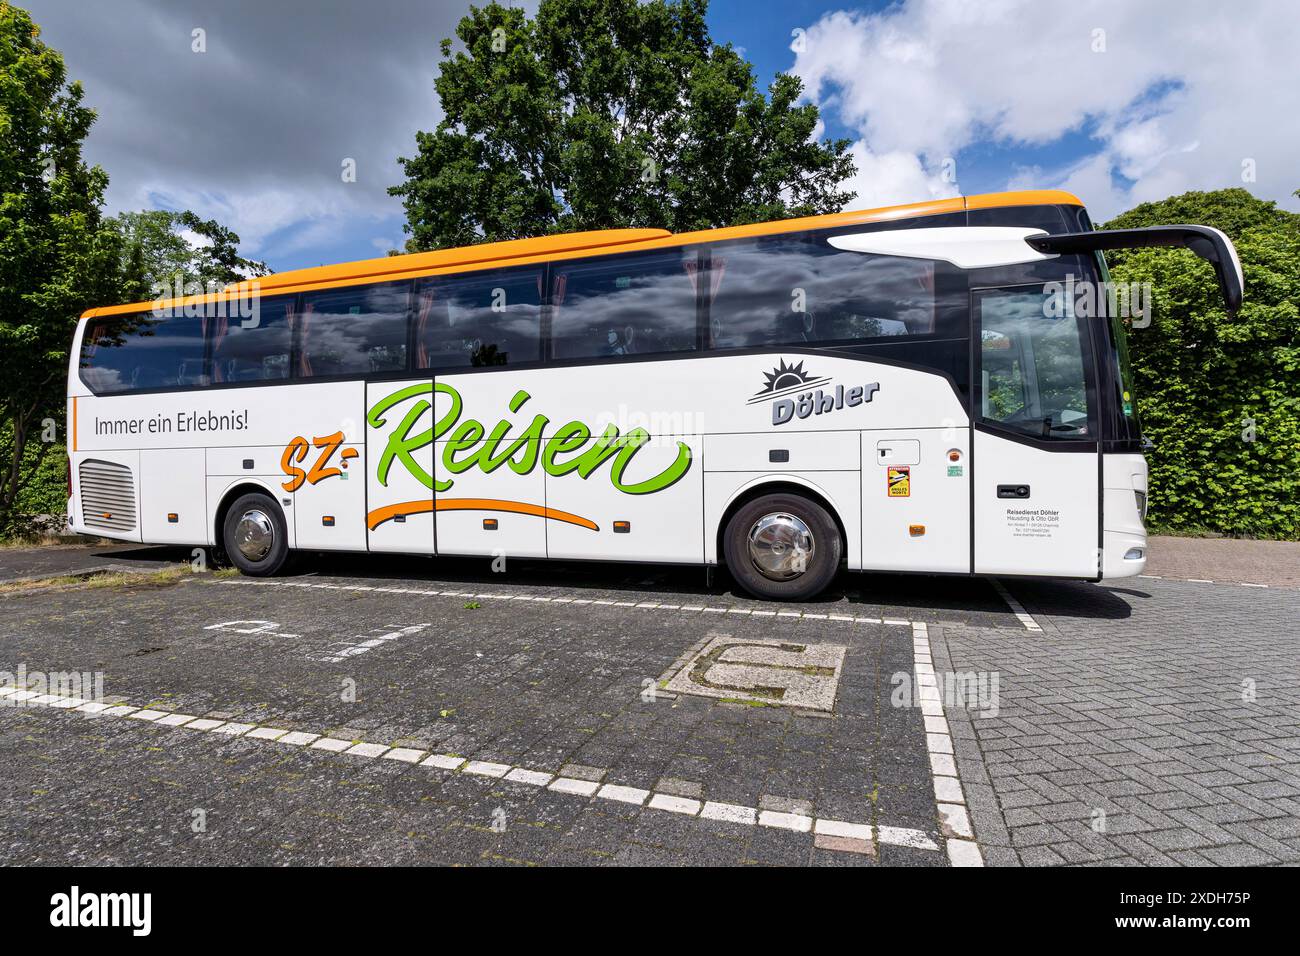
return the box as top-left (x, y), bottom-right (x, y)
top-left (366, 382), bottom-right (692, 496)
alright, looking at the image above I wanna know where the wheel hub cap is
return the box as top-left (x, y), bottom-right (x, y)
top-left (235, 509), bottom-right (274, 562)
top-left (747, 512), bottom-right (814, 581)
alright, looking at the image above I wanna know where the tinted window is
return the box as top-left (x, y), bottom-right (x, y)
top-left (977, 287), bottom-right (1094, 440)
top-left (80, 311), bottom-right (207, 393)
top-left (706, 233), bottom-right (940, 349)
top-left (211, 295), bottom-right (293, 383)
top-left (299, 282), bottom-right (409, 378)
top-left (551, 249), bottom-right (698, 359)
top-left (415, 267), bottom-right (543, 369)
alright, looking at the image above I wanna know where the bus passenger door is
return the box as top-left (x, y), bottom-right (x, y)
top-left (972, 287), bottom-right (1099, 577)
top-left (366, 379), bottom-right (435, 554)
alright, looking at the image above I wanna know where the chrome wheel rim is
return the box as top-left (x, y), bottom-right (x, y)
top-left (747, 512), bottom-right (814, 581)
top-left (235, 509), bottom-right (274, 562)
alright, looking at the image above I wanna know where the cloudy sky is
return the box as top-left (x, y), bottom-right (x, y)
top-left (23, 0), bottom-right (1300, 272)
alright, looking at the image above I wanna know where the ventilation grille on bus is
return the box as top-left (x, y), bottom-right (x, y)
top-left (79, 459), bottom-right (136, 533)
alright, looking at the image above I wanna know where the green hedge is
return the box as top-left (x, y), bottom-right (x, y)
top-left (1103, 188), bottom-right (1300, 539)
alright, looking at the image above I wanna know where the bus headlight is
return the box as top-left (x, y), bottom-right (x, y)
top-left (1134, 490), bottom-right (1147, 520)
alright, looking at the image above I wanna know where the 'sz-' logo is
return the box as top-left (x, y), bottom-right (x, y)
top-left (280, 430), bottom-right (358, 491)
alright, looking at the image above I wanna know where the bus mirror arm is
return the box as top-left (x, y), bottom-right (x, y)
top-left (1026, 225), bottom-right (1243, 314)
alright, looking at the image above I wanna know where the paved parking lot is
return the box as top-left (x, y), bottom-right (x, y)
top-left (0, 543), bottom-right (1296, 866)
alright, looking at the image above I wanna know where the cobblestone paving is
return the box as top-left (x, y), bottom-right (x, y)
top-left (935, 578), bottom-right (1300, 866)
top-left (1145, 535), bottom-right (1300, 589)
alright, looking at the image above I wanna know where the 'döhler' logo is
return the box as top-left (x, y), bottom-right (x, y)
top-left (749, 359), bottom-right (880, 426)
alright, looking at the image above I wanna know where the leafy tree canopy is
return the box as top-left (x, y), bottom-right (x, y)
top-left (0, 1), bottom-right (121, 531)
top-left (391, 0), bottom-right (856, 250)
top-left (112, 209), bottom-right (270, 302)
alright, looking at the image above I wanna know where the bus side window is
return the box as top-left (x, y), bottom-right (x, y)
top-left (210, 295), bottom-right (294, 384)
top-left (705, 232), bottom-right (941, 349)
top-left (976, 288), bottom-right (1094, 439)
top-left (414, 267), bottom-right (543, 370)
top-left (80, 311), bottom-right (207, 394)
top-left (550, 249), bottom-right (698, 360)
top-left (979, 329), bottom-right (1024, 420)
top-left (299, 282), bottom-right (410, 378)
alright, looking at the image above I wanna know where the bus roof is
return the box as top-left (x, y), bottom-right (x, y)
top-left (82, 189), bottom-right (1081, 320)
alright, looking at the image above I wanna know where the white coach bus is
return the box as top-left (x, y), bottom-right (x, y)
top-left (66, 190), bottom-right (1242, 600)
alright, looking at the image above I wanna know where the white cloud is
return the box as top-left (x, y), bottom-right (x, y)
top-left (792, 0), bottom-right (1300, 218)
top-left (841, 142), bottom-right (961, 210)
top-left (26, 0), bottom-right (460, 268)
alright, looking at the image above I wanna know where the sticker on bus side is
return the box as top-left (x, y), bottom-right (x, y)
top-left (887, 466), bottom-right (911, 497)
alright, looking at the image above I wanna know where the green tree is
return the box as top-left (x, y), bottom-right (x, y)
top-left (113, 208), bottom-right (270, 302)
top-left (391, 0), bottom-right (856, 250)
top-left (1104, 188), bottom-right (1300, 538)
top-left (0, 2), bottom-right (123, 534)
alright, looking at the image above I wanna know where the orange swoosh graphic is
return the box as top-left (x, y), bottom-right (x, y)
top-left (367, 498), bottom-right (599, 532)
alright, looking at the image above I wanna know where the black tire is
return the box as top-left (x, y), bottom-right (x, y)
top-left (722, 492), bottom-right (842, 601)
top-left (221, 492), bottom-right (290, 577)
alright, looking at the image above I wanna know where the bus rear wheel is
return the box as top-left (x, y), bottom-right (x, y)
top-left (222, 493), bottom-right (290, 577)
top-left (723, 492), bottom-right (841, 601)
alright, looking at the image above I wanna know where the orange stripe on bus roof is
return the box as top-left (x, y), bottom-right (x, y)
top-left (80, 189), bottom-right (1082, 320)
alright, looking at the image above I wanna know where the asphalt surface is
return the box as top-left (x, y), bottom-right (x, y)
top-left (0, 543), bottom-right (1295, 866)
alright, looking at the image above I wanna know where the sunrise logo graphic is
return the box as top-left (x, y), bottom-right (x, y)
top-left (747, 358), bottom-right (830, 405)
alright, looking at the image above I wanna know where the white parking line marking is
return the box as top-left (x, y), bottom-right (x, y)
top-left (463, 760), bottom-right (511, 777)
top-left (314, 623), bottom-right (430, 664)
top-left (210, 579), bottom-right (927, 629)
top-left (878, 825), bottom-right (940, 851)
top-left (213, 722), bottom-right (255, 736)
top-left (505, 768), bottom-right (554, 787)
top-left (155, 713), bottom-right (196, 727)
top-left (246, 727), bottom-right (289, 740)
top-left (277, 731), bottom-right (320, 746)
top-left (700, 801), bottom-right (758, 825)
top-left (758, 810), bottom-right (813, 832)
top-left (989, 579), bottom-right (1042, 632)
top-left (421, 754), bottom-right (465, 770)
top-left (814, 819), bottom-right (873, 841)
top-left (597, 784), bottom-right (650, 805)
top-left (344, 742), bottom-right (389, 758)
top-left (912, 622), bottom-right (982, 865)
top-left (648, 794), bottom-right (702, 815)
top-left (11, 690), bottom-right (942, 855)
top-left (548, 777), bottom-right (600, 796)
top-left (383, 747), bottom-right (427, 763)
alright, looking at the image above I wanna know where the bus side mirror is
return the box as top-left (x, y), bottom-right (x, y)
top-left (1027, 225), bottom-right (1243, 314)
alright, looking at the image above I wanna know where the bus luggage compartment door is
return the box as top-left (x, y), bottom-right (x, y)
top-left (546, 433), bottom-right (703, 564)
top-left (862, 430), bottom-right (969, 573)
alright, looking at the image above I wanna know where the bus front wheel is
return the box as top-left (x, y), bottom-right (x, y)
top-left (222, 493), bottom-right (290, 577)
top-left (723, 493), bottom-right (841, 601)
